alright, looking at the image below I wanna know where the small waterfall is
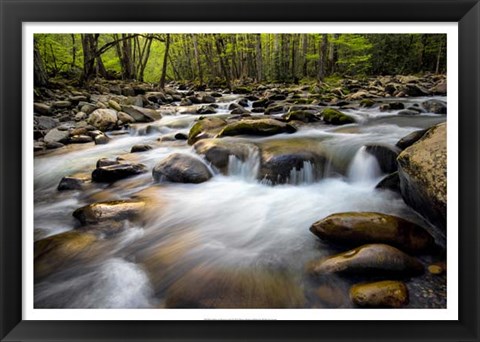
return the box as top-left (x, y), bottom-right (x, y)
top-left (347, 146), bottom-right (382, 184)
top-left (287, 161), bottom-right (316, 185)
top-left (227, 147), bottom-right (260, 181)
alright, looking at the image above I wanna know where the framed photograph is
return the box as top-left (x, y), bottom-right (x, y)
top-left (1, 0), bottom-right (479, 341)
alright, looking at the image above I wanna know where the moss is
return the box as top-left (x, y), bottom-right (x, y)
top-left (284, 110), bottom-right (319, 123)
top-left (187, 117), bottom-right (227, 145)
top-left (232, 86), bottom-right (252, 94)
top-left (218, 119), bottom-right (296, 137)
top-left (321, 108), bottom-right (355, 125)
top-left (360, 99), bottom-right (375, 107)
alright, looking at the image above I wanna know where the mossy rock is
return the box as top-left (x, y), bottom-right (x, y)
top-left (321, 108), bottom-right (355, 125)
top-left (187, 117), bottom-right (227, 145)
top-left (283, 110), bottom-right (320, 123)
top-left (360, 99), bottom-right (375, 107)
top-left (232, 86), bottom-right (252, 94)
top-left (217, 118), bottom-right (296, 137)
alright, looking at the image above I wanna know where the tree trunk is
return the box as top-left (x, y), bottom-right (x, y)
top-left (34, 43), bottom-right (48, 86)
top-left (70, 34), bottom-right (76, 71)
top-left (318, 34), bottom-right (328, 83)
top-left (192, 34), bottom-right (203, 84)
top-left (255, 34), bottom-right (263, 82)
top-left (215, 35), bottom-right (231, 89)
top-left (80, 34), bottom-right (97, 83)
top-left (160, 33), bottom-right (171, 89)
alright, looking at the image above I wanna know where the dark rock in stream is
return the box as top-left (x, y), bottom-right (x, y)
top-left (283, 110), bottom-right (320, 123)
top-left (307, 244), bottom-right (424, 277)
top-left (364, 144), bottom-right (400, 173)
top-left (375, 172), bottom-right (400, 192)
top-left (92, 163), bottom-right (148, 183)
top-left (131, 144), bottom-right (152, 153)
top-left (396, 129), bottom-right (428, 150)
top-left (421, 99), bottom-right (447, 114)
top-left (350, 280), bottom-right (409, 308)
top-left (152, 153), bottom-right (213, 184)
top-left (397, 123), bottom-right (446, 230)
top-left (310, 212), bottom-right (434, 253)
top-left (58, 175), bottom-right (90, 191)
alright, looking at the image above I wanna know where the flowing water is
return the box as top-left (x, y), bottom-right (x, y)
top-left (34, 95), bottom-right (447, 309)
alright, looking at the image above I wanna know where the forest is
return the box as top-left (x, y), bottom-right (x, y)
top-left (34, 33), bottom-right (446, 87)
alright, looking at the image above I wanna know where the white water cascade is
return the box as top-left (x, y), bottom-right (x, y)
top-left (287, 161), bottom-right (316, 185)
top-left (347, 146), bottom-right (382, 185)
top-left (227, 146), bottom-right (261, 182)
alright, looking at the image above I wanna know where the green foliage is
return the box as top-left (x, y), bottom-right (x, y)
top-left (331, 34), bottom-right (373, 75)
top-left (34, 33), bottom-right (447, 86)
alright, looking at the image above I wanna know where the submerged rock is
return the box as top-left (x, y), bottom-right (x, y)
top-left (350, 280), bottom-right (409, 308)
top-left (34, 231), bottom-right (97, 279)
top-left (217, 118), bottom-right (296, 137)
top-left (310, 212), bottom-right (434, 253)
top-left (308, 244), bottom-right (424, 277)
top-left (164, 265), bottom-right (305, 308)
top-left (397, 123), bottom-right (446, 230)
top-left (152, 153), bottom-right (212, 184)
top-left (73, 200), bottom-right (146, 225)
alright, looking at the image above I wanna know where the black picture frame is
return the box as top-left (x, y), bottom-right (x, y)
top-left (1, 0), bottom-right (479, 341)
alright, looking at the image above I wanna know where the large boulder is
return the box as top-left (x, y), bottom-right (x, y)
top-left (72, 200), bottom-right (146, 225)
top-left (321, 108), bottom-right (355, 125)
top-left (187, 117), bottom-right (227, 145)
top-left (349, 280), bottom-right (409, 308)
top-left (308, 244), bottom-right (424, 277)
top-left (193, 138), bottom-right (259, 173)
top-left (217, 119), bottom-right (296, 137)
top-left (397, 123), bottom-right (446, 230)
top-left (121, 105), bottom-right (161, 122)
top-left (152, 153), bottom-right (212, 184)
top-left (310, 212), bottom-right (435, 253)
top-left (87, 109), bottom-right (118, 131)
top-left (91, 163), bottom-right (148, 183)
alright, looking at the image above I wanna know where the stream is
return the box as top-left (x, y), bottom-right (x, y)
top-left (34, 94), bottom-right (447, 309)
